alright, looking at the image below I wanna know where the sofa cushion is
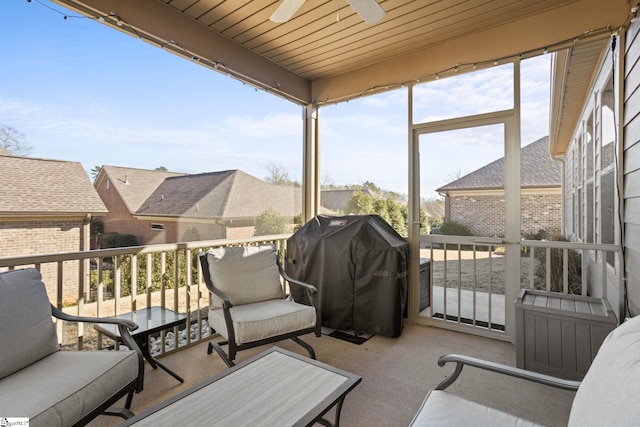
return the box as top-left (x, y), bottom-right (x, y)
top-left (410, 390), bottom-right (542, 427)
top-left (209, 299), bottom-right (316, 345)
top-left (0, 268), bottom-right (60, 380)
top-left (206, 245), bottom-right (284, 309)
top-left (568, 315), bottom-right (640, 426)
top-left (0, 349), bottom-right (139, 427)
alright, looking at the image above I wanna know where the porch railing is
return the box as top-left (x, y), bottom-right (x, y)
top-left (419, 234), bottom-right (619, 334)
top-left (1, 234), bottom-right (620, 353)
top-left (0, 234), bottom-right (290, 355)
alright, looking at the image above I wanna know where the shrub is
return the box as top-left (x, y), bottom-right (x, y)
top-left (98, 232), bottom-right (138, 248)
top-left (525, 229), bottom-right (582, 294)
top-left (439, 220), bottom-right (473, 236)
top-left (255, 208), bottom-right (290, 235)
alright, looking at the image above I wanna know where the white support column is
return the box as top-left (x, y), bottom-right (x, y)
top-left (407, 85), bottom-right (419, 322)
top-left (504, 59), bottom-right (522, 343)
top-left (303, 105), bottom-right (320, 222)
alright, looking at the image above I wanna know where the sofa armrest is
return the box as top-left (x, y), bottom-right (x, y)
top-left (436, 354), bottom-right (581, 392)
top-left (51, 305), bottom-right (145, 392)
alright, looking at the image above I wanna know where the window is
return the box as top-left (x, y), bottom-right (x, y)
top-left (585, 114), bottom-right (594, 243)
top-left (150, 223), bottom-right (164, 231)
top-left (600, 75), bottom-right (616, 266)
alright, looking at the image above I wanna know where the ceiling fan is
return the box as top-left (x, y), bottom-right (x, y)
top-left (270, 0), bottom-right (385, 25)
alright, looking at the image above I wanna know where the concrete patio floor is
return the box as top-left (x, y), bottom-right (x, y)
top-left (88, 323), bottom-right (574, 426)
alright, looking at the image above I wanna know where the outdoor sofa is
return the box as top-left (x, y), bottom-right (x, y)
top-left (410, 314), bottom-right (640, 426)
top-left (0, 268), bottom-right (144, 426)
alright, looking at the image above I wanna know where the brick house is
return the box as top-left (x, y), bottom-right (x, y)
top-left (0, 153), bottom-right (107, 303)
top-left (436, 136), bottom-right (561, 237)
top-left (94, 166), bottom-right (302, 245)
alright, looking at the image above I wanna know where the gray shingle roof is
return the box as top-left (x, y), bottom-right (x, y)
top-left (0, 155), bottom-right (107, 214)
top-left (437, 136), bottom-right (560, 192)
top-left (98, 165), bottom-right (186, 213)
top-left (135, 170), bottom-right (302, 219)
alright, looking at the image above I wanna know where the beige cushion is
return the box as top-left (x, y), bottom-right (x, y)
top-left (206, 245), bottom-right (284, 309)
top-left (0, 268), bottom-right (60, 380)
top-left (209, 299), bottom-right (316, 345)
top-left (410, 390), bottom-right (542, 427)
top-left (568, 315), bottom-right (640, 426)
top-left (0, 349), bottom-right (139, 427)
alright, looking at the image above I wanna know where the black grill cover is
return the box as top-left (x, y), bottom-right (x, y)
top-left (286, 215), bottom-right (408, 337)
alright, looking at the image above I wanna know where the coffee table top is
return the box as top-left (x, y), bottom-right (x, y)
top-left (119, 346), bottom-right (361, 426)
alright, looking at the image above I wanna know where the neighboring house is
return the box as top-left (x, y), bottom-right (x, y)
top-left (0, 154), bottom-right (107, 303)
top-left (95, 166), bottom-right (302, 244)
top-left (320, 188), bottom-right (373, 213)
top-left (437, 136), bottom-right (561, 237)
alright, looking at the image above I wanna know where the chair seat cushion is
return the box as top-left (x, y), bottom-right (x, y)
top-left (410, 390), bottom-right (542, 427)
top-left (209, 299), bottom-right (316, 345)
top-left (0, 349), bottom-right (139, 427)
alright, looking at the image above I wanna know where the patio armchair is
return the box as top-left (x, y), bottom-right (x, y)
top-left (199, 244), bottom-right (321, 367)
top-left (410, 314), bottom-right (640, 426)
top-left (0, 268), bottom-right (144, 426)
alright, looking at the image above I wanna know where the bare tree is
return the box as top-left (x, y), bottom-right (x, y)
top-left (446, 168), bottom-right (463, 183)
top-left (0, 125), bottom-right (32, 155)
top-left (265, 162), bottom-right (292, 185)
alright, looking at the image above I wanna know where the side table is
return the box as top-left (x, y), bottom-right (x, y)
top-left (95, 306), bottom-right (187, 383)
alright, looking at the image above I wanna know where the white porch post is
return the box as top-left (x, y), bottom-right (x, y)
top-left (504, 59), bottom-right (522, 343)
top-left (303, 104), bottom-right (320, 222)
top-left (407, 85), bottom-right (419, 322)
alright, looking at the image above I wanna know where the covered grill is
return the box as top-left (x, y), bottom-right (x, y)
top-left (286, 215), bottom-right (408, 337)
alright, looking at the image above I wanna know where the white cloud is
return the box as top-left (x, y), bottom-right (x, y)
top-left (222, 112), bottom-right (302, 138)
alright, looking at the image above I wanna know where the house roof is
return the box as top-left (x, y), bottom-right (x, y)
top-left (96, 165), bottom-right (186, 213)
top-left (550, 38), bottom-right (608, 156)
top-left (135, 170), bottom-right (302, 219)
top-left (54, 0), bottom-right (628, 105)
top-left (437, 136), bottom-right (560, 192)
top-left (0, 154), bottom-right (107, 215)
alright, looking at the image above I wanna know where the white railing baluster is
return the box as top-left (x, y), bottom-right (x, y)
top-left (545, 248), bottom-right (551, 292)
top-left (563, 248), bottom-right (569, 294)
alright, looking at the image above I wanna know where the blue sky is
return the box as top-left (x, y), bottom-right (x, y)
top-left (1, 0), bottom-right (550, 197)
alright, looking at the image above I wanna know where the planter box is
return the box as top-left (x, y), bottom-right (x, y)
top-left (515, 289), bottom-right (617, 380)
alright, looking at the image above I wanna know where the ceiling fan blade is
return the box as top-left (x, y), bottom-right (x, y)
top-left (270, 0), bottom-right (306, 23)
top-left (345, 0), bottom-right (385, 24)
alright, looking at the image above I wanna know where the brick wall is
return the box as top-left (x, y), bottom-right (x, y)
top-left (447, 192), bottom-right (561, 237)
top-left (0, 219), bottom-right (86, 304)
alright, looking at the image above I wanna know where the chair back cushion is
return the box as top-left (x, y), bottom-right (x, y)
top-left (0, 268), bottom-right (60, 380)
top-left (568, 315), bottom-right (640, 426)
top-left (205, 245), bottom-right (284, 308)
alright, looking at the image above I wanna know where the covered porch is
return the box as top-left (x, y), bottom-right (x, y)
top-left (3, 0), bottom-right (637, 424)
top-left (45, 0), bottom-right (632, 339)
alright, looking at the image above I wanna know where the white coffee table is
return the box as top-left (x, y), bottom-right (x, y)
top-left (119, 346), bottom-right (361, 426)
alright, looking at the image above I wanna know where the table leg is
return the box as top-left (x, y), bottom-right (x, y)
top-left (316, 396), bottom-right (346, 427)
top-left (136, 336), bottom-right (184, 383)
